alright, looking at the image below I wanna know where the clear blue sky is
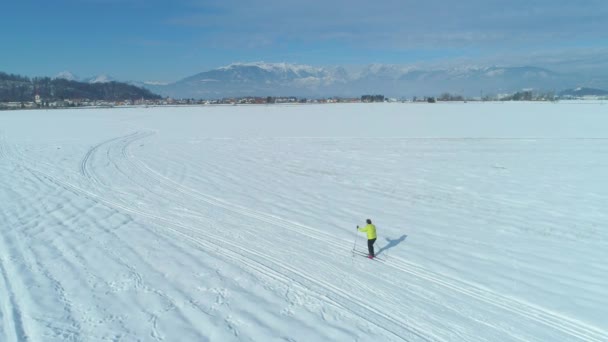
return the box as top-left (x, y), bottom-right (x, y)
top-left (2, 0), bottom-right (607, 82)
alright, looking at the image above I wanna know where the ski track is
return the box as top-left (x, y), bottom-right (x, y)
top-left (0, 257), bottom-right (27, 342)
top-left (2, 139), bottom-right (207, 341)
top-left (21, 166), bottom-right (423, 341)
top-left (119, 133), bottom-right (608, 342)
top-left (78, 130), bottom-right (608, 342)
top-left (50, 132), bottom-right (430, 341)
top-left (0, 164), bottom-right (83, 342)
top-left (80, 132), bottom-right (141, 186)
top-left (2, 128), bottom-right (607, 341)
top-left (0, 139), bottom-right (414, 341)
top-left (1, 131), bottom-right (433, 340)
top-left (47, 129), bottom-right (607, 342)
top-left (0, 134), bottom-right (27, 341)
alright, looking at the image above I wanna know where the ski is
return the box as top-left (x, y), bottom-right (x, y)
top-left (352, 249), bottom-right (386, 262)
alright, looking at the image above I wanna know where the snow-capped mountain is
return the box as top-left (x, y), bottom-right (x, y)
top-left (53, 71), bottom-right (116, 84)
top-left (147, 62), bottom-right (592, 99)
top-left (54, 71), bottom-right (79, 81)
top-left (152, 62), bottom-right (350, 98)
top-left (56, 63), bottom-right (605, 99)
top-left (559, 87), bottom-right (608, 97)
top-left (84, 74), bottom-right (115, 84)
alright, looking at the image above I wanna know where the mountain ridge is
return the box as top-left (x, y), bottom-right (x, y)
top-left (55, 71), bottom-right (117, 84)
top-left (143, 62), bottom-right (602, 99)
top-left (559, 87), bottom-right (608, 97)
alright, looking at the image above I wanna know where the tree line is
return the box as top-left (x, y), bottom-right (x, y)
top-left (0, 71), bottom-right (161, 102)
top-left (361, 94), bottom-right (385, 102)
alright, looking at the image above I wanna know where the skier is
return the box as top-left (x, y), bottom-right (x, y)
top-left (357, 219), bottom-right (377, 259)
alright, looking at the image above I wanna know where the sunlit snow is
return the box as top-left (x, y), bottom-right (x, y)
top-left (1, 102), bottom-right (607, 341)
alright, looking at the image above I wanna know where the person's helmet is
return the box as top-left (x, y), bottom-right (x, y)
top-left (366, 219), bottom-right (372, 224)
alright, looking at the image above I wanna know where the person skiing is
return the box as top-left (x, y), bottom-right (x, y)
top-left (357, 219), bottom-right (377, 259)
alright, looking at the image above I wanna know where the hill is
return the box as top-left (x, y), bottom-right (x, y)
top-left (0, 71), bottom-right (161, 102)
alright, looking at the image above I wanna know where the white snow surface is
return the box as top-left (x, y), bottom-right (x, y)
top-left (1, 102), bottom-right (607, 341)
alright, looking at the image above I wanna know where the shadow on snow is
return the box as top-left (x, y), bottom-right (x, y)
top-left (376, 234), bottom-right (408, 257)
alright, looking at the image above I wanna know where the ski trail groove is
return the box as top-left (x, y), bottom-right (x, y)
top-left (119, 133), bottom-right (608, 342)
top-left (80, 132), bottom-right (145, 186)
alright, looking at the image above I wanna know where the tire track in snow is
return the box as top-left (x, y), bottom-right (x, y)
top-left (119, 133), bottom-right (608, 342)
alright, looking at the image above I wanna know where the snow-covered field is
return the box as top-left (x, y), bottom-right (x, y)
top-left (1, 102), bottom-right (607, 341)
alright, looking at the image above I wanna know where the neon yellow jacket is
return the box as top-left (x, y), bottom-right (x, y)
top-left (358, 224), bottom-right (377, 240)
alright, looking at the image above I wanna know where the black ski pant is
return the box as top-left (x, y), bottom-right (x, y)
top-left (367, 238), bottom-right (376, 257)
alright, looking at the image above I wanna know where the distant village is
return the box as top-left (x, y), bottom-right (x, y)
top-left (1, 92), bottom-right (606, 111)
top-left (0, 94), bottom-right (391, 110)
top-left (2, 69), bottom-right (607, 111)
top-left (1, 96), bottom-right (357, 110)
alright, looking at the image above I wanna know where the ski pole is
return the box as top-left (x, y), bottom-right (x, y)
top-left (353, 226), bottom-right (358, 253)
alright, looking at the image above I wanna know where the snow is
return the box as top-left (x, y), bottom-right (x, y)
top-left (54, 71), bottom-right (79, 81)
top-left (1, 102), bottom-right (607, 341)
top-left (52, 72), bottom-right (117, 84)
top-left (219, 62), bottom-right (321, 76)
top-left (484, 69), bottom-right (505, 77)
top-left (143, 81), bottom-right (170, 86)
top-left (86, 74), bottom-right (114, 84)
